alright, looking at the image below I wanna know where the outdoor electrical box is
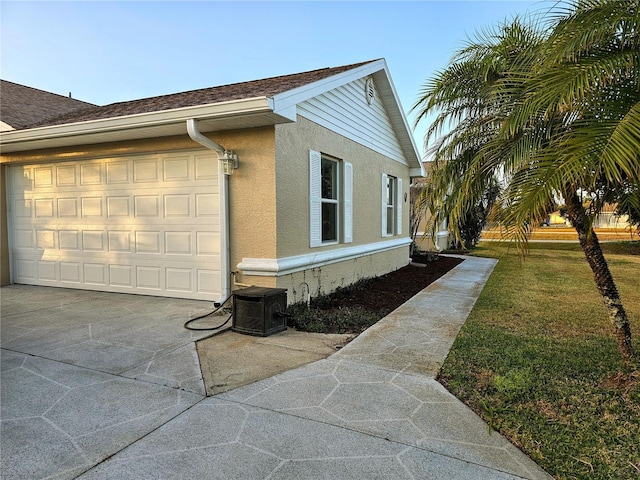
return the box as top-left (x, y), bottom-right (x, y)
top-left (232, 287), bottom-right (288, 336)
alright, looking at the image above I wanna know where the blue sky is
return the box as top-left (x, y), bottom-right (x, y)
top-left (1, 1), bottom-right (546, 155)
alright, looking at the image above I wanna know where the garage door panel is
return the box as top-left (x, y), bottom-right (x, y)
top-left (108, 231), bottom-right (131, 253)
top-left (14, 229), bottom-right (34, 248)
top-left (164, 195), bottom-right (190, 217)
top-left (61, 262), bottom-right (81, 283)
top-left (135, 231), bottom-right (161, 254)
top-left (137, 266), bottom-right (162, 290)
top-left (38, 261), bottom-right (57, 282)
top-left (81, 164), bottom-right (102, 185)
top-left (133, 158), bottom-right (159, 183)
top-left (197, 270), bottom-right (221, 295)
top-left (15, 259), bottom-right (36, 281)
top-left (34, 198), bottom-right (54, 218)
top-left (58, 198), bottom-right (78, 217)
top-left (81, 197), bottom-right (103, 217)
top-left (56, 165), bottom-right (77, 186)
top-left (36, 230), bottom-right (56, 249)
top-left (9, 166), bottom-right (32, 189)
top-left (106, 162), bottom-right (129, 184)
top-left (195, 154), bottom-right (217, 179)
top-left (34, 166), bottom-right (54, 187)
top-left (108, 197), bottom-right (131, 217)
top-left (12, 199), bottom-right (32, 218)
top-left (163, 156), bottom-right (190, 181)
top-left (109, 265), bottom-right (134, 288)
top-left (7, 151), bottom-right (221, 300)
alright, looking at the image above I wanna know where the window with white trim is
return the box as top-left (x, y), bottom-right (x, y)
top-left (381, 173), bottom-right (402, 237)
top-left (310, 150), bottom-right (352, 247)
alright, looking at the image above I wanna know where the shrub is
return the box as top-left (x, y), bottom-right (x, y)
top-left (287, 303), bottom-right (378, 334)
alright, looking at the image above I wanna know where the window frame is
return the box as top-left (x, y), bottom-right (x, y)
top-left (321, 156), bottom-right (340, 245)
top-left (381, 173), bottom-right (403, 237)
top-left (385, 175), bottom-right (395, 236)
top-left (309, 150), bottom-right (353, 248)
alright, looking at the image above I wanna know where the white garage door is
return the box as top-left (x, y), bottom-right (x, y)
top-left (6, 150), bottom-right (222, 300)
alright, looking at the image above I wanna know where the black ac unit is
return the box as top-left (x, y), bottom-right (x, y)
top-left (232, 287), bottom-right (287, 336)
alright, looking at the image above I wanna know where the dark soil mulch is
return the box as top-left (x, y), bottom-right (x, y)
top-left (287, 254), bottom-right (464, 334)
top-left (315, 254), bottom-right (463, 312)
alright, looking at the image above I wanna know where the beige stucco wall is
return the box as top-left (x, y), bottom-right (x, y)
top-left (242, 116), bottom-right (413, 302)
top-left (414, 232), bottom-right (438, 252)
top-left (224, 127), bottom-right (278, 290)
top-left (274, 116), bottom-right (410, 256)
top-left (413, 208), bottom-right (439, 252)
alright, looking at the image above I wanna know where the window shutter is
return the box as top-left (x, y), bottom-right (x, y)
top-left (343, 161), bottom-right (353, 243)
top-left (309, 150), bottom-right (322, 248)
top-left (396, 178), bottom-right (403, 235)
top-left (381, 173), bottom-right (388, 236)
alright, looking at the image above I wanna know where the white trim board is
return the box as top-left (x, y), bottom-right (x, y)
top-left (237, 237), bottom-right (411, 277)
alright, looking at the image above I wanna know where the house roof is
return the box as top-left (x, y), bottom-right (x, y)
top-left (26, 61), bottom-right (373, 129)
top-left (0, 79), bottom-right (95, 130)
top-left (0, 60), bottom-right (422, 174)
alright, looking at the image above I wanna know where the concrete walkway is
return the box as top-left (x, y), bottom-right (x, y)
top-left (1, 256), bottom-right (552, 479)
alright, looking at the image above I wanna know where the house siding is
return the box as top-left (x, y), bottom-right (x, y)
top-left (226, 127), bottom-right (278, 291)
top-left (236, 115), bottom-right (411, 301)
top-left (297, 77), bottom-right (406, 164)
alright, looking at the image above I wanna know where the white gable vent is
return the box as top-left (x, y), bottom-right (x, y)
top-left (365, 77), bottom-right (375, 105)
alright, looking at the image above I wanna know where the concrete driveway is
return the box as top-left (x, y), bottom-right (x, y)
top-left (1, 286), bottom-right (216, 478)
top-left (1, 257), bottom-right (552, 479)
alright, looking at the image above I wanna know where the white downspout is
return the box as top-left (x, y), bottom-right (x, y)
top-left (186, 118), bottom-right (225, 155)
top-left (186, 118), bottom-right (231, 304)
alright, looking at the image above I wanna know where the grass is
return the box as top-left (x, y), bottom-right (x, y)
top-left (438, 241), bottom-right (640, 479)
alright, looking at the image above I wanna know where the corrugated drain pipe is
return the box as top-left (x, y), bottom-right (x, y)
top-left (186, 118), bottom-right (232, 304)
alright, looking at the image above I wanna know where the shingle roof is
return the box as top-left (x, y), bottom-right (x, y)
top-left (0, 80), bottom-right (96, 130)
top-left (22, 60), bottom-right (375, 130)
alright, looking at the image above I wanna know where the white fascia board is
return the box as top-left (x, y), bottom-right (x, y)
top-left (0, 97), bottom-right (274, 148)
top-left (270, 60), bottom-right (387, 118)
top-left (237, 237), bottom-right (411, 276)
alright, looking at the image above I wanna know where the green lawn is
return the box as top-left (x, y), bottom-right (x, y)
top-left (439, 242), bottom-right (640, 480)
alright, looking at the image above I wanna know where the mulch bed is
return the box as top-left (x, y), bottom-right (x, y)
top-left (311, 254), bottom-right (464, 314)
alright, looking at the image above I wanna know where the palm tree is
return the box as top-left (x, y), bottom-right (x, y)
top-left (414, 0), bottom-right (639, 360)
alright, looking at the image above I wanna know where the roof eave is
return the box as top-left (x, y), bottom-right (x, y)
top-left (0, 97), bottom-right (282, 154)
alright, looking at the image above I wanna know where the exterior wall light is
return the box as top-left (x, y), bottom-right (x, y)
top-left (220, 151), bottom-right (238, 175)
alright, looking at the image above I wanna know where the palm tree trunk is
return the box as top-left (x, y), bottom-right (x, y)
top-left (564, 188), bottom-right (635, 361)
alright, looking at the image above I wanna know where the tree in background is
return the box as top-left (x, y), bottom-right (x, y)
top-left (613, 180), bottom-right (640, 232)
top-left (454, 176), bottom-right (501, 250)
top-left (413, 0), bottom-right (639, 361)
top-left (409, 180), bottom-right (429, 254)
